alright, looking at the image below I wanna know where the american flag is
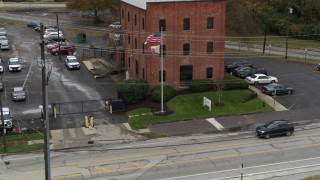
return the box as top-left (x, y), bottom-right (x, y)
top-left (145, 32), bottom-right (161, 43)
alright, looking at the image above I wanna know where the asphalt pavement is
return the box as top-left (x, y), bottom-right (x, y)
top-left (1, 2), bottom-right (319, 145)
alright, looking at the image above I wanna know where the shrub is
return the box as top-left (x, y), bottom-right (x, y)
top-left (223, 74), bottom-right (249, 90)
top-left (118, 79), bottom-right (149, 105)
top-left (189, 79), bottom-right (213, 92)
top-left (151, 85), bottom-right (177, 102)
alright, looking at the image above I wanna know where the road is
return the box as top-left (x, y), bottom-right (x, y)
top-left (1, 123), bottom-right (320, 179)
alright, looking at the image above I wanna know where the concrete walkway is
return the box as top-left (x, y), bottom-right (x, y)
top-left (248, 85), bottom-right (287, 111)
top-left (49, 123), bottom-right (145, 150)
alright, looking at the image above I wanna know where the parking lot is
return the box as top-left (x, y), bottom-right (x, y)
top-left (225, 53), bottom-right (320, 110)
top-left (0, 20), bottom-right (122, 132)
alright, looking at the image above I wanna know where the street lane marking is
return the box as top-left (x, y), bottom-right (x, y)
top-left (206, 118), bottom-right (225, 130)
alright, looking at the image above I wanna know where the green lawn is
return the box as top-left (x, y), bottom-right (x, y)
top-left (128, 90), bottom-right (273, 129)
top-left (226, 36), bottom-right (320, 51)
top-left (0, 133), bottom-right (44, 154)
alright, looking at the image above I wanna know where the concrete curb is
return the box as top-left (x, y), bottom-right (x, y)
top-left (249, 85), bottom-right (288, 111)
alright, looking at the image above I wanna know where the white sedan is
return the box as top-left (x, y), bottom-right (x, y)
top-left (245, 74), bottom-right (278, 85)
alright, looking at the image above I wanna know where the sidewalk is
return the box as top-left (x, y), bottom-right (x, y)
top-left (49, 123), bottom-right (146, 150)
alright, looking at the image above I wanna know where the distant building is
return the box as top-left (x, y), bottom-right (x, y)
top-left (112, 0), bottom-right (226, 89)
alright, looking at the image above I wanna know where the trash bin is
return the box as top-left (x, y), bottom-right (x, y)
top-left (76, 32), bottom-right (86, 43)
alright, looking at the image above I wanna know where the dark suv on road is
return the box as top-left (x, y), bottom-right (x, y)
top-left (225, 61), bottom-right (253, 73)
top-left (256, 120), bottom-right (294, 139)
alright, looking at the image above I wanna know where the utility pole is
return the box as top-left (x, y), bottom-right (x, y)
top-left (160, 27), bottom-right (164, 113)
top-left (285, 6), bottom-right (293, 59)
top-left (40, 23), bottom-right (51, 180)
top-left (0, 96), bottom-right (6, 153)
top-left (56, 12), bottom-right (61, 61)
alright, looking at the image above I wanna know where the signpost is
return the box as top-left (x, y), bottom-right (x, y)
top-left (203, 96), bottom-right (211, 111)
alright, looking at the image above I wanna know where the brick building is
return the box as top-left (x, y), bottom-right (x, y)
top-left (115, 0), bottom-right (226, 89)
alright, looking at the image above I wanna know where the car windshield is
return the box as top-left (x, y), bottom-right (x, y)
top-left (2, 113), bottom-right (11, 120)
top-left (13, 87), bottom-right (24, 93)
top-left (68, 58), bottom-right (77, 63)
top-left (267, 83), bottom-right (278, 88)
top-left (250, 75), bottom-right (257, 78)
top-left (9, 59), bottom-right (20, 65)
top-left (0, 36), bottom-right (7, 40)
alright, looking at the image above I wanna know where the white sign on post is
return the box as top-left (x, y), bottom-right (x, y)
top-left (203, 96), bottom-right (211, 111)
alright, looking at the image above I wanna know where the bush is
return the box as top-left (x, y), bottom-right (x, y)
top-left (118, 79), bottom-right (149, 105)
top-left (189, 79), bottom-right (213, 92)
top-left (151, 85), bottom-right (177, 103)
top-left (223, 74), bottom-right (249, 90)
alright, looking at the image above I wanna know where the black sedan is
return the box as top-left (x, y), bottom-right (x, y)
top-left (261, 83), bottom-right (294, 95)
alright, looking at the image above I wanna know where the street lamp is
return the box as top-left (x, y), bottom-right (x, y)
top-left (285, 7), bottom-right (293, 59)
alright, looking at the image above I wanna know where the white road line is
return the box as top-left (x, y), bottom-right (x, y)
top-left (206, 118), bottom-right (225, 131)
top-left (156, 156), bottom-right (320, 180)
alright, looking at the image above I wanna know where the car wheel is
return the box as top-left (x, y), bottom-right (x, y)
top-left (271, 92), bottom-right (276, 96)
top-left (254, 81), bottom-right (258, 85)
top-left (286, 131), bottom-right (292, 136)
top-left (68, 51), bottom-right (73, 55)
top-left (265, 134), bottom-right (270, 139)
top-left (271, 80), bottom-right (275, 83)
top-left (55, 52), bottom-right (59, 56)
top-left (288, 90), bottom-right (292, 95)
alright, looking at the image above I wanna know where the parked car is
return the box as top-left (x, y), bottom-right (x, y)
top-left (0, 28), bottom-right (6, 36)
top-left (245, 74), bottom-right (278, 85)
top-left (0, 41), bottom-right (9, 50)
top-left (235, 67), bottom-right (268, 79)
top-left (27, 21), bottom-right (40, 28)
top-left (0, 36), bottom-right (8, 45)
top-left (11, 87), bottom-right (26, 101)
top-left (35, 24), bottom-right (56, 32)
top-left (0, 76), bottom-right (3, 91)
top-left (0, 107), bottom-right (13, 129)
top-left (232, 66), bottom-right (252, 78)
top-left (44, 31), bottom-right (63, 39)
top-left (8, 57), bottom-right (22, 72)
top-left (45, 36), bottom-right (65, 44)
top-left (0, 59), bottom-right (3, 73)
top-left (251, 67), bottom-right (267, 75)
top-left (65, 56), bottom-right (80, 70)
top-left (50, 45), bottom-right (75, 55)
top-left (261, 83), bottom-right (294, 95)
top-left (317, 63), bottom-right (320, 70)
top-left (46, 41), bottom-right (68, 51)
top-left (109, 22), bottom-right (121, 29)
top-left (225, 61), bottom-right (253, 73)
top-left (256, 120), bottom-right (294, 139)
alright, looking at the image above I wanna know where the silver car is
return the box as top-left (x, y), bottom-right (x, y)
top-left (1, 41), bottom-right (9, 50)
top-left (11, 87), bottom-right (26, 101)
top-left (0, 36), bottom-right (8, 45)
top-left (0, 28), bottom-right (6, 36)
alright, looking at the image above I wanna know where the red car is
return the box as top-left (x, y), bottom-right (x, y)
top-left (46, 42), bottom-right (68, 51)
top-left (48, 43), bottom-right (74, 51)
top-left (50, 45), bottom-right (76, 55)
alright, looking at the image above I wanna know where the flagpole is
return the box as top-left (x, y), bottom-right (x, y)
top-left (160, 27), bottom-right (164, 113)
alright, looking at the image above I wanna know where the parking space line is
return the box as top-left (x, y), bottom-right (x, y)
top-left (206, 118), bottom-right (225, 131)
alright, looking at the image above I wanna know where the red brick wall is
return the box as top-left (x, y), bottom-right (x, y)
top-left (119, 0), bottom-right (226, 89)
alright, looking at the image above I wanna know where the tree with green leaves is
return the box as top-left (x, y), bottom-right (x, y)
top-left (66, 0), bottom-right (119, 22)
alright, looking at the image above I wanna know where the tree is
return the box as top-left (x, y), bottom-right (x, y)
top-left (66, 0), bottom-right (119, 21)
